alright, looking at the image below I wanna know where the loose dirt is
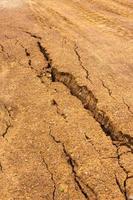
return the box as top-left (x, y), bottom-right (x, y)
top-left (0, 0), bottom-right (133, 199)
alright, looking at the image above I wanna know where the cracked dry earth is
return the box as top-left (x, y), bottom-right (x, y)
top-left (0, 0), bottom-right (133, 199)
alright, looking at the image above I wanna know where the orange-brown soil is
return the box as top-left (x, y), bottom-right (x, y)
top-left (0, 0), bottom-right (133, 199)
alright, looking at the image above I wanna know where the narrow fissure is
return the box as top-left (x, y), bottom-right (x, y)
top-left (49, 130), bottom-right (97, 200)
top-left (51, 99), bottom-right (67, 120)
top-left (115, 174), bottom-right (124, 194)
top-left (40, 153), bottom-right (56, 200)
top-left (2, 104), bottom-right (13, 138)
top-left (0, 162), bottom-right (3, 173)
top-left (74, 44), bottom-right (92, 83)
top-left (100, 79), bottom-right (115, 99)
top-left (0, 44), bottom-right (4, 52)
top-left (116, 148), bottom-right (129, 199)
top-left (23, 31), bottom-right (42, 40)
top-left (122, 98), bottom-right (133, 116)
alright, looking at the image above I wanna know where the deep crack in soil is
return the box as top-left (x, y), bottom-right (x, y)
top-left (36, 40), bottom-right (133, 199)
top-left (0, 1), bottom-right (133, 199)
top-left (37, 41), bottom-right (133, 151)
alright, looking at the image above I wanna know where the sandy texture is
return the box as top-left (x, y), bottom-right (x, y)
top-left (0, 0), bottom-right (133, 199)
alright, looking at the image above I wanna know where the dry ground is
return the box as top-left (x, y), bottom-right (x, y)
top-left (0, 0), bottom-right (133, 199)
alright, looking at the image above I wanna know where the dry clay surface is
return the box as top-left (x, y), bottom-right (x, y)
top-left (0, 0), bottom-right (133, 199)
